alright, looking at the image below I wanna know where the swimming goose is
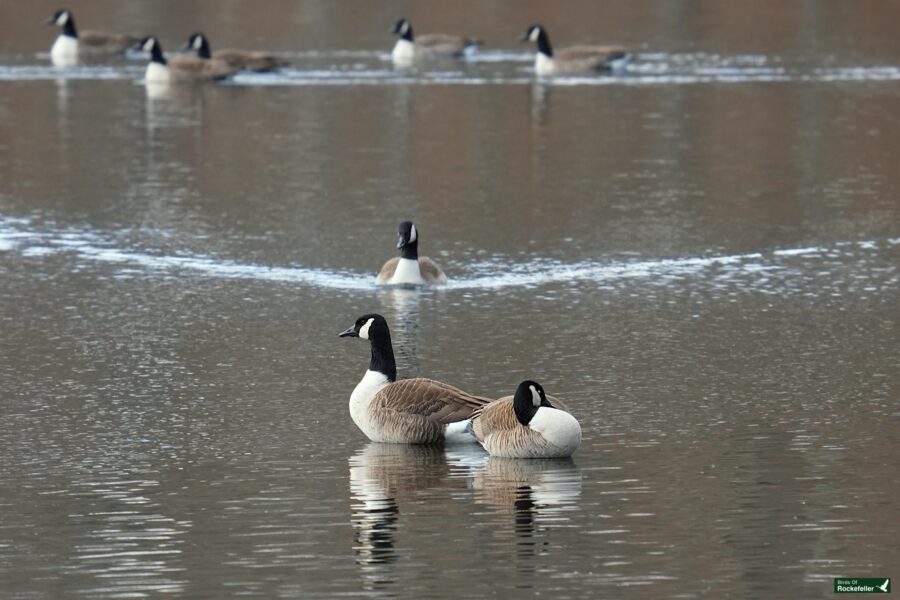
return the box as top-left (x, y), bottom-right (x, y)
top-left (339, 313), bottom-right (491, 444)
top-left (470, 380), bottom-right (581, 458)
top-left (375, 221), bottom-right (448, 286)
top-left (391, 18), bottom-right (482, 65)
top-left (521, 24), bottom-right (629, 76)
top-left (184, 33), bottom-right (287, 73)
top-left (138, 36), bottom-right (239, 83)
top-left (45, 9), bottom-right (137, 62)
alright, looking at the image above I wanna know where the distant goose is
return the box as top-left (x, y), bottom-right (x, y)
top-left (375, 221), bottom-right (448, 286)
top-left (184, 32), bottom-right (287, 73)
top-left (139, 36), bottom-right (238, 83)
top-left (391, 18), bottom-right (482, 65)
top-left (470, 380), bottom-right (581, 458)
top-left (340, 313), bottom-right (491, 444)
top-left (44, 8), bottom-right (137, 62)
top-left (521, 24), bottom-right (629, 76)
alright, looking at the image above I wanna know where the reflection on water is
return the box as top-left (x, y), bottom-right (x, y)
top-left (2, 2), bottom-right (900, 598)
top-left (349, 443), bottom-right (454, 591)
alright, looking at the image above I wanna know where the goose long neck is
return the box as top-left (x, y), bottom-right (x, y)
top-left (402, 24), bottom-right (414, 42)
top-left (369, 331), bottom-right (397, 382)
top-left (400, 239), bottom-right (419, 260)
top-left (62, 17), bottom-right (77, 38)
top-left (537, 31), bottom-right (553, 57)
top-left (150, 43), bottom-right (167, 65)
top-left (197, 38), bottom-right (212, 59)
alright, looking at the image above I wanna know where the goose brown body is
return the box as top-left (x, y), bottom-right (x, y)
top-left (471, 382), bottom-right (581, 458)
top-left (341, 314), bottom-right (487, 444)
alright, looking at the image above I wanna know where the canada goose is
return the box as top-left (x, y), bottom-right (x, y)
top-left (183, 32), bottom-right (287, 73)
top-left (339, 313), bottom-right (491, 444)
top-left (391, 18), bottom-right (481, 65)
top-left (375, 221), bottom-right (448, 286)
top-left (521, 24), bottom-right (629, 76)
top-left (470, 380), bottom-right (581, 458)
top-left (138, 36), bottom-right (238, 83)
top-left (44, 9), bottom-right (137, 62)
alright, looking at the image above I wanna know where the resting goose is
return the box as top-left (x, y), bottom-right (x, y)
top-left (184, 32), bottom-right (287, 73)
top-left (391, 18), bottom-right (481, 65)
top-left (470, 380), bottom-right (581, 458)
top-left (375, 221), bottom-right (447, 286)
top-left (45, 9), bottom-right (137, 63)
top-left (139, 36), bottom-right (238, 83)
top-left (339, 313), bottom-right (490, 444)
top-left (521, 24), bottom-right (629, 76)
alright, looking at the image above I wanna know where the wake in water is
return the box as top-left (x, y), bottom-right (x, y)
top-left (0, 216), bottom-right (896, 294)
top-left (3, 52), bottom-right (900, 85)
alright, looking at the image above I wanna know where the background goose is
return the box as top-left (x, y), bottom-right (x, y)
top-left (521, 24), bottom-right (628, 76)
top-left (139, 36), bottom-right (238, 83)
top-left (339, 313), bottom-right (491, 444)
top-left (391, 18), bottom-right (482, 65)
top-left (375, 221), bottom-right (448, 286)
top-left (184, 32), bottom-right (287, 73)
top-left (45, 9), bottom-right (137, 62)
top-left (470, 380), bottom-right (581, 458)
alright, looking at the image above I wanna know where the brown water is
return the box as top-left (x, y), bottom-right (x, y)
top-left (1, 2), bottom-right (898, 599)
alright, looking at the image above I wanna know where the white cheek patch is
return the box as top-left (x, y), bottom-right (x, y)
top-left (409, 225), bottom-right (417, 243)
top-left (143, 38), bottom-right (155, 52)
top-left (359, 318), bottom-right (374, 340)
top-left (57, 12), bottom-right (70, 26)
top-left (193, 36), bottom-right (203, 49)
top-left (529, 28), bottom-right (540, 42)
top-left (530, 385), bottom-right (541, 407)
top-left (401, 21), bottom-right (410, 35)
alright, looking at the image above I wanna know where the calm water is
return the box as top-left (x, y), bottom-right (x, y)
top-left (1, 2), bottom-right (898, 599)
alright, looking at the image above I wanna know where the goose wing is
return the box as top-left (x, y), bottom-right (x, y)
top-left (373, 378), bottom-right (491, 423)
top-left (168, 56), bottom-right (237, 81)
top-left (375, 257), bottom-right (400, 284)
top-left (79, 30), bottom-right (137, 53)
top-left (214, 48), bottom-right (285, 72)
top-left (556, 45), bottom-right (627, 71)
top-left (418, 257), bottom-right (448, 284)
top-left (416, 34), bottom-right (480, 56)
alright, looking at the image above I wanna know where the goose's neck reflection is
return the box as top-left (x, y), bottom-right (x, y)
top-left (349, 442), bottom-right (457, 590)
top-left (475, 457), bottom-right (582, 563)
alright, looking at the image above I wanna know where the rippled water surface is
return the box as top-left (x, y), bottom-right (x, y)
top-left (1, 1), bottom-right (898, 599)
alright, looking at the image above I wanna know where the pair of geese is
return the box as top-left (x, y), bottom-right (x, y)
top-left (392, 20), bottom-right (629, 75)
top-left (46, 9), bottom-right (283, 80)
top-left (349, 221), bottom-right (582, 459)
top-left (46, 9), bottom-right (628, 79)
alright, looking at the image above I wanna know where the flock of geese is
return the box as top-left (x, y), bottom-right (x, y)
top-left (45, 8), bottom-right (631, 80)
top-left (342, 223), bottom-right (583, 459)
top-left (44, 8), bottom-right (593, 459)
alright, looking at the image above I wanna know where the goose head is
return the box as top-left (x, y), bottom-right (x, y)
top-left (392, 18), bottom-right (413, 41)
top-left (513, 380), bottom-right (553, 426)
top-left (340, 313), bottom-right (390, 341)
top-left (45, 9), bottom-right (72, 27)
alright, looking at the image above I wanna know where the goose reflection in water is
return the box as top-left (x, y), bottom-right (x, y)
top-left (379, 287), bottom-right (422, 377)
top-left (473, 458), bottom-right (582, 559)
top-left (349, 442), bottom-right (460, 589)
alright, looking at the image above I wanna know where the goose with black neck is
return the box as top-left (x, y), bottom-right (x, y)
top-left (375, 221), bottom-right (448, 286)
top-left (339, 314), bottom-right (490, 444)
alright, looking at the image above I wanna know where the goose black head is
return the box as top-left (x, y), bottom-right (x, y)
top-left (184, 32), bottom-right (211, 58)
top-left (45, 9), bottom-right (72, 27)
top-left (392, 18), bottom-right (413, 41)
top-left (513, 380), bottom-right (552, 426)
top-left (340, 313), bottom-right (390, 341)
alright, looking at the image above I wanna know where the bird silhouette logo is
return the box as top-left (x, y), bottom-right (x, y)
top-left (877, 578), bottom-right (890, 593)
